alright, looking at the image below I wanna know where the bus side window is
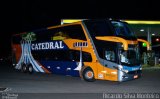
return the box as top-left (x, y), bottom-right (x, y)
top-left (51, 50), bottom-right (71, 61)
top-left (72, 51), bottom-right (80, 61)
top-left (53, 25), bottom-right (87, 41)
top-left (70, 50), bottom-right (92, 62)
top-left (105, 50), bottom-right (115, 62)
top-left (83, 52), bottom-right (92, 62)
top-left (50, 51), bottom-right (55, 61)
top-left (65, 25), bottom-right (87, 40)
top-left (32, 53), bottom-right (39, 60)
top-left (32, 51), bottom-right (44, 61)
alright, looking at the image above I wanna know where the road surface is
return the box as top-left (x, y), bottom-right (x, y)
top-left (0, 63), bottom-right (160, 99)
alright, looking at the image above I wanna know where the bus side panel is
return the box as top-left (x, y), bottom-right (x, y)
top-left (95, 62), bottom-right (104, 80)
top-left (40, 61), bottom-right (80, 76)
top-left (103, 67), bottom-right (118, 81)
top-left (63, 62), bottom-right (80, 76)
top-left (95, 62), bottom-right (118, 81)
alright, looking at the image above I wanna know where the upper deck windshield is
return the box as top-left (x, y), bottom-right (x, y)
top-left (84, 19), bottom-right (115, 37)
top-left (84, 20), bottom-right (137, 40)
top-left (111, 21), bottom-right (137, 39)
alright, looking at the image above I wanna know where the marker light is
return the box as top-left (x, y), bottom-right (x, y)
top-left (140, 29), bottom-right (144, 32)
top-left (152, 33), bottom-right (155, 36)
top-left (123, 70), bottom-right (129, 73)
top-left (142, 43), bottom-right (147, 47)
top-left (156, 38), bottom-right (159, 42)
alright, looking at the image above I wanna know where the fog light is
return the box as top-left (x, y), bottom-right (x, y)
top-left (140, 67), bottom-right (142, 70)
top-left (118, 65), bottom-right (123, 70)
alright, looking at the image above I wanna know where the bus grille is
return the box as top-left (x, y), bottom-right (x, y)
top-left (127, 70), bottom-right (141, 75)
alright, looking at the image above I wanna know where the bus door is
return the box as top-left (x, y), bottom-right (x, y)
top-left (64, 60), bottom-right (79, 77)
top-left (65, 50), bottom-right (81, 77)
top-left (65, 50), bottom-right (93, 77)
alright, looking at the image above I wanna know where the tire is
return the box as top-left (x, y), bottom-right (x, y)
top-left (28, 64), bottom-right (33, 74)
top-left (82, 68), bottom-right (95, 82)
top-left (21, 63), bottom-right (27, 73)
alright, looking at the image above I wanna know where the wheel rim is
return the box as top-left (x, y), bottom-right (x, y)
top-left (85, 71), bottom-right (93, 79)
top-left (29, 66), bottom-right (32, 72)
top-left (23, 66), bottom-right (27, 71)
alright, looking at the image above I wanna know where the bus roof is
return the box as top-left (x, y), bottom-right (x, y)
top-left (61, 19), bottom-right (85, 24)
top-left (13, 20), bottom-right (84, 36)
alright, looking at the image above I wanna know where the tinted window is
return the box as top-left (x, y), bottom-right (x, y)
top-left (84, 20), bottom-right (114, 37)
top-left (58, 25), bottom-right (87, 40)
top-left (84, 20), bottom-right (118, 62)
top-left (71, 50), bottom-right (92, 62)
top-left (33, 24), bottom-right (87, 42)
top-left (105, 50), bottom-right (116, 62)
top-left (83, 52), bottom-right (92, 62)
top-left (111, 21), bottom-right (135, 37)
top-left (32, 50), bottom-right (92, 62)
top-left (32, 50), bottom-right (71, 61)
top-left (111, 21), bottom-right (137, 40)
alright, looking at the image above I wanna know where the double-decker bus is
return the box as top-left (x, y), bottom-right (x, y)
top-left (11, 19), bottom-right (150, 82)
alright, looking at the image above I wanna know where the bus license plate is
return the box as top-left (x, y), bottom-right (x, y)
top-left (134, 75), bottom-right (138, 79)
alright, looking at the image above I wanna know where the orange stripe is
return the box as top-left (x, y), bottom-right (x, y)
top-left (41, 66), bottom-right (51, 73)
top-left (36, 61), bottom-right (51, 73)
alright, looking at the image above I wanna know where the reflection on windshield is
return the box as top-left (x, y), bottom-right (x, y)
top-left (120, 49), bottom-right (140, 66)
top-left (105, 50), bottom-right (115, 62)
top-left (121, 51), bottom-right (128, 63)
top-left (111, 21), bottom-right (136, 38)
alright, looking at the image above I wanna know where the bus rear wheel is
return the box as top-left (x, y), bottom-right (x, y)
top-left (21, 63), bottom-right (27, 73)
top-left (28, 64), bottom-right (33, 74)
top-left (82, 68), bottom-right (95, 82)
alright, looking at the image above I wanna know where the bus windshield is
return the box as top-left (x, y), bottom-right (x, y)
top-left (111, 21), bottom-right (136, 39)
top-left (119, 45), bottom-right (140, 66)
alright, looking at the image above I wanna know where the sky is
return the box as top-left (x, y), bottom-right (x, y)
top-left (0, 0), bottom-right (160, 57)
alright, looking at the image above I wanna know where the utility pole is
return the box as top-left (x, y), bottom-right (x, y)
top-left (147, 27), bottom-right (152, 50)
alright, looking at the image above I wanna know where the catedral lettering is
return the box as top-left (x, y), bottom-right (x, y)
top-left (31, 41), bottom-right (64, 50)
top-left (11, 19), bottom-right (151, 82)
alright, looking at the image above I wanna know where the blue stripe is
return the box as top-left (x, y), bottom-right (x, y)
top-left (28, 42), bottom-right (44, 72)
top-left (123, 65), bottom-right (141, 71)
top-left (27, 43), bottom-right (40, 72)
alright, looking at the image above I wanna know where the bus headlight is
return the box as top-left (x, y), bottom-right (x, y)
top-left (140, 67), bottom-right (142, 70)
top-left (123, 70), bottom-right (129, 73)
top-left (118, 65), bottom-right (123, 70)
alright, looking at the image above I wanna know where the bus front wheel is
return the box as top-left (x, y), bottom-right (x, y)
top-left (82, 68), bottom-right (95, 82)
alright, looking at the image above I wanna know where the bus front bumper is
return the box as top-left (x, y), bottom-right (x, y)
top-left (118, 70), bottom-right (142, 82)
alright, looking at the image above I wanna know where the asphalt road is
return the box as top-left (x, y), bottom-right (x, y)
top-left (0, 63), bottom-right (160, 99)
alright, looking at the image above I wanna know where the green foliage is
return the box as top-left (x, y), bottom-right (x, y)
top-left (22, 32), bottom-right (36, 41)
